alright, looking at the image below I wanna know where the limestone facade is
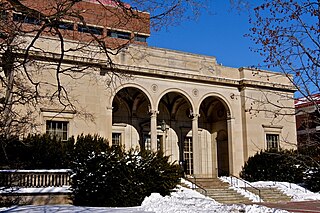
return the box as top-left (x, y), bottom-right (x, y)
top-left (29, 35), bottom-right (297, 178)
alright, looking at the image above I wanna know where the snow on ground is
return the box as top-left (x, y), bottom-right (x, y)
top-left (0, 186), bottom-right (71, 194)
top-left (0, 186), bottom-right (289, 213)
top-left (220, 177), bottom-right (320, 202)
top-left (141, 186), bottom-right (288, 213)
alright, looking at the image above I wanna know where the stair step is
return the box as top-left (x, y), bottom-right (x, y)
top-left (246, 187), bottom-right (292, 202)
top-left (187, 178), bottom-right (253, 204)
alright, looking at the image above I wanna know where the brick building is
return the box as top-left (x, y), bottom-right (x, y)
top-left (295, 94), bottom-right (320, 147)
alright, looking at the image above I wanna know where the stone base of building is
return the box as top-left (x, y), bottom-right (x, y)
top-left (1, 193), bottom-right (71, 205)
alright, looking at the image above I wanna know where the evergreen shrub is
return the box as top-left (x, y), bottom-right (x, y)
top-left (240, 149), bottom-right (304, 183)
top-left (71, 146), bottom-right (181, 207)
top-left (0, 134), bottom-right (74, 169)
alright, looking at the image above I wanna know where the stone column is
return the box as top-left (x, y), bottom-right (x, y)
top-left (192, 113), bottom-right (200, 177)
top-left (149, 109), bottom-right (158, 151)
top-left (227, 114), bottom-right (235, 175)
top-left (106, 106), bottom-right (113, 144)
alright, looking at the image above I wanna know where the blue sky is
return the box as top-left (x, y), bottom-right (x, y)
top-left (148, 1), bottom-right (264, 69)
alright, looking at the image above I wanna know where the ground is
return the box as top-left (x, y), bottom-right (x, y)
top-left (1, 180), bottom-right (320, 213)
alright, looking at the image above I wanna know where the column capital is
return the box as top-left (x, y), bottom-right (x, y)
top-left (149, 109), bottom-right (159, 116)
top-left (191, 112), bottom-right (200, 120)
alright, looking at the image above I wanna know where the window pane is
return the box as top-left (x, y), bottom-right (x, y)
top-left (13, 13), bottom-right (40, 25)
top-left (266, 134), bottom-right (279, 150)
top-left (78, 24), bottom-right (103, 35)
top-left (57, 21), bottom-right (74, 30)
top-left (46, 120), bottom-right (69, 141)
top-left (112, 133), bottom-right (121, 146)
top-left (184, 137), bottom-right (193, 175)
top-left (134, 35), bottom-right (147, 42)
top-left (107, 30), bottom-right (131, 40)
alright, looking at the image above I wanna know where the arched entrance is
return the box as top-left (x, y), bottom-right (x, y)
top-left (199, 96), bottom-right (230, 177)
top-left (158, 92), bottom-right (193, 175)
top-left (112, 87), bottom-right (151, 149)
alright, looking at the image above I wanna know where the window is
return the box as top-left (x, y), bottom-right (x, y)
top-left (157, 136), bottom-right (162, 151)
top-left (46, 120), bottom-right (69, 141)
top-left (184, 136), bottom-right (193, 175)
top-left (56, 21), bottom-right (74, 30)
top-left (1, 11), bottom-right (7, 20)
top-left (13, 13), bottom-right (41, 25)
top-left (266, 134), bottom-right (279, 150)
top-left (112, 133), bottom-right (121, 146)
top-left (143, 134), bottom-right (162, 151)
top-left (144, 136), bottom-right (151, 151)
top-left (134, 34), bottom-right (148, 42)
top-left (78, 24), bottom-right (103, 35)
top-left (107, 30), bottom-right (131, 40)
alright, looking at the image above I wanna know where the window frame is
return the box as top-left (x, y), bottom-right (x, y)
top-left (107, 30), bottom-right (131, 40)
top-left (112, 132), bottom-right (122, 147)
top-left (78, 24), bottom-right (103, 35)
top-left (134, 34), bottom-right (148, 42)
top-left (266, 133), bottom-right (280, 151)
top-left (56, 21), bottom-right (74, 31)
top-left (46, 120), bottom-right (69, 141)
top-left (13, 13), bottom-right (41, 25)
top-left (184, 136), bottom-right (194, 175)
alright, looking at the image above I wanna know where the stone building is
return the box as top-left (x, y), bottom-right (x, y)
top-left (2, 0), bottom-right (297, 177)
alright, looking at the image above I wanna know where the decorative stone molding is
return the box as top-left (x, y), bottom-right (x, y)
top-left (192, 88), bottom-right (199, 97)
top-left (151, 84), bottom-right (158, 93)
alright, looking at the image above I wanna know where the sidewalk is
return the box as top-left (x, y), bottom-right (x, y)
top-left (260, 200), bottom-right (320, 213)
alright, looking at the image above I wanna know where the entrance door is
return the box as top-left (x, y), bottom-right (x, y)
top-left (217, 139), bottom-right (229, 176)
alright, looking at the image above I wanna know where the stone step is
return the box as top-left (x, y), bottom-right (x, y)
top-left (219, 200), bottom-right (250, 204)
top-left (213, 197), bottom-right (251, 204)
top-left (246, 187), bottom-right (292, 202)
top-left (188, 178), bottom-right (253, 204)
top-left (207, 191), bottom-right (245, 196)
top-left (189, 178), bottom-right (229, 188)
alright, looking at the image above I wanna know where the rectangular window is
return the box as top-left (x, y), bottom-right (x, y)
top-left (266, 134), bottom-right (279, 150)
top-left (184, 136), bottom-right (193, 175)
top-left (46, 120), bottom-right (69, 141)
top-left (13, 13), bottom-right (41, 25)
top-left (144, 137), bottom-right (151, 151)
top-left (56, 21), bottom-right (74, 30)
top-left (107, 30), bottom-right (131, 40)
top-left (78, 24), bottom-right (103, 35)
top-left (134, 34), bottom-right (148, 42)
top-left (1, 11), bottom-right (7, 20)
top-left (112, 133), bottom-right (121, 146)
top-left (156, 135), bottom-right (163, 151)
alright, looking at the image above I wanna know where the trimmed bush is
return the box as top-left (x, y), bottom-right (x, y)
top-left (0, 134), bottom-right (74, 169)
top-left (71, 146), bottom-right (181, 207)
top-left (240, 149), bottom-right (304, 183)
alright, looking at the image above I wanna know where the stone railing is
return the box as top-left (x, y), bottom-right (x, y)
top-left (0, 169), bottom-right (72, 188)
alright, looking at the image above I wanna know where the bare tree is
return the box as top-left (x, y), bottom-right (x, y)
top-left (247, 0), bottom-right (319, 101)
top-left (0, 0), bottom-right (210, 138)
top-left (247, 0), bottom-right (320, 189)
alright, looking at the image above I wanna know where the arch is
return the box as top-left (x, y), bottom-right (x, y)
top-left (156, 88), bottom-right (195, 113)
top-left (198, 92), bottom-right (233, 118)
top-left (112, 86), bottom-right (153, 150)
top-left (198, 94), bottom-right (231, 177)
top-left (109, 83), bottom-right (155, 110)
